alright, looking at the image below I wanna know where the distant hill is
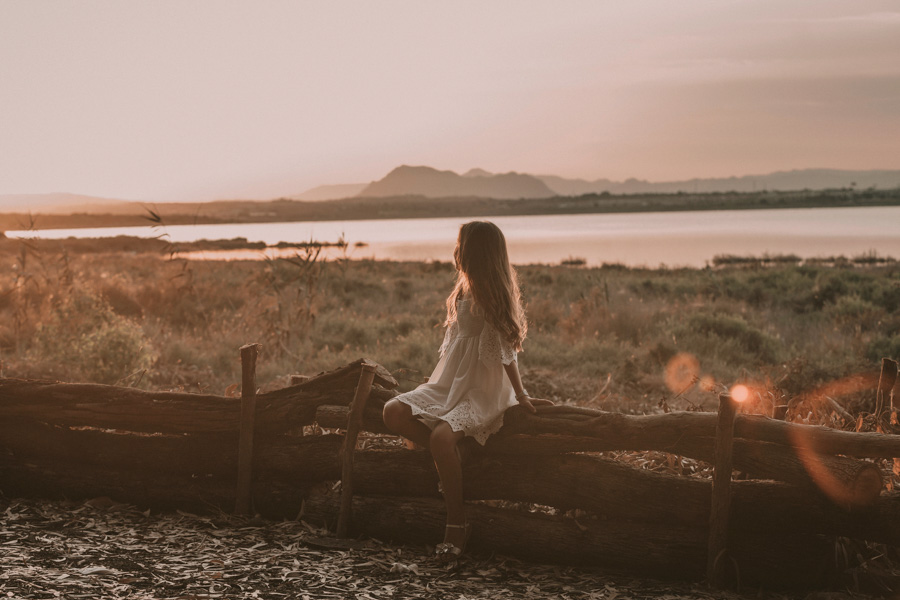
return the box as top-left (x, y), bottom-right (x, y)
top-left (298, 167), bottom-right (900, 201)
top-left (357, 165), bottom-right (556, 199)
top-left (292, 183), bottom-right (368, 201)
top-left (536, 175), bottom-right (618, 196)
top-left (0, 193), bottom-right (134, 214)
top-left (6, 167), bottom-right (899, 219)
top-left (533, 168), bottom-right (900, 196)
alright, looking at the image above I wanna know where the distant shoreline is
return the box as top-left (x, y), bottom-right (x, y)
top-left (1, 187), bottom-right (898, 232)
top-left (0, 234), bottom-right (895, 270)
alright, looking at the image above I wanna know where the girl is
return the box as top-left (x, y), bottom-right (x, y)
top-left (382, 221), bottom-right (550, 561)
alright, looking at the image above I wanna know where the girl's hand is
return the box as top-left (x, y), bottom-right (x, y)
top-left (518, 397), bottom-right (553, 414)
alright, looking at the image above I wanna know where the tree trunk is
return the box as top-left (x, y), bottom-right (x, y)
top-left (347, 448), bottom-right (900, 546)
top-left (0, 417), bottom-right (343, 480)
top-left (318, 405), bottom-right (884, 504)
top-left (320, 402), bottom-right (900, 459)
top-left (2, 356), bottom-right (894, 582)
top-left (302, 492), bottom-right (833, 589)
top-left (502, 406), bottom-right (900, 459)
top-left (316, 403), bottom-right (392, 434)
top-left (0, 359), bottom-right (396, 435)
top-left (4, 432), bottom-right (897, 547)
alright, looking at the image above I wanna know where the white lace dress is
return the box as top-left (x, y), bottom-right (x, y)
top-left (395, 295), bottom-right (518, 446)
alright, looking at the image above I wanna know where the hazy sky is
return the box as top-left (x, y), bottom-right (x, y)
top-left (1, 1), bottom-right (898, 202)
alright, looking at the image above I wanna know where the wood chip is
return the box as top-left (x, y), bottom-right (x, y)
top-left (0, 496), bottom-right (885, 599)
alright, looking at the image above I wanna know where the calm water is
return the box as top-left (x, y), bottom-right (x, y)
top-left (8, 206), bottom-right (900, 268)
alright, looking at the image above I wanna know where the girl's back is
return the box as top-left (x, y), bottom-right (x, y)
top-left (455, 296), bottom-right (484, 339)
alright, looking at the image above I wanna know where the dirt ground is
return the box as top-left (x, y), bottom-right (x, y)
top-left (0, 495), bottom-right (873, 600)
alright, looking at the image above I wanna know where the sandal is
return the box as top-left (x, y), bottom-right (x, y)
top-left (435, 522), bottom-right (471, 563)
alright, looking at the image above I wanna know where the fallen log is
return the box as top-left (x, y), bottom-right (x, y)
top-left (503, 406), bottom-right (900, 459)
top-left (0, 359), bottom-right (396, 435)
top-left (346, 448), bottom-right (900, 545)
top-left (730, 438), bottom-right (882, 508)
top-left (0, 455), bottom-right (313, 518)
top-left (0, 417), bottom-right (343, 480)
top-left (316, 403), bottom-right (392, 434)
top-left (0, 433), bottom-right (345, 518)
top-left (302, 492), bottom-right (834, 589)
top-left (498, 432), bottom-right (884, 507)
top-left (0, 448), bottom-right (851, 589)
top-left (0, 454), bottom-right (237, 514)
top-left (0, 417), bottom-right (239, 476)
top-left (5, 395), bottom-right (881, 507)
top-left (5, 431), bottom-right (897, 545)
top-left (319, 401), bottom-right (900, 458)
top-left (317, 405), bottom-right (884, 505)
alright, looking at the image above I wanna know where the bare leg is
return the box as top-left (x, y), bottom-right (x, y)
top-left (382, 399), bottom-right (433, 449)
top-left (429, 421), bottom-right (467, 549)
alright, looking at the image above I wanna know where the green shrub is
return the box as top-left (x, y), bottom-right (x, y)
top-left (32, 292), bottom-right (154, 384)
top-left (867, 335), bottom-right (900, 363)
top-left (873, 281), bottom-right (900, 313)
top-left (628, 278), bottom-right (671, 298)
top-left (525, 298), bottom-right (563, 332)
top-left (825, 294), bottom-right (883, 330)
top-left (394, 278), bottom-right (413, 303)
top-left (524, 334), bottom-right (622, 380)
top-left (669, 312), bottom-right (783, 367)
top-left (100, 282), bottom-right (143, 318)
top-left (559, 287), bottom-right (610, 341)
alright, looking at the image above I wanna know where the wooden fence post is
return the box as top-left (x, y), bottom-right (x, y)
top-left (337, 363), bottom-right (377, 537)
top-left (707, 392), bottom-right (738, 588)
top-left (235, 343), bottom-right (261, 515)
top-left (893, 370), bottom-right (900, 416)
top-left (876, 358), bottom-right (898, 419)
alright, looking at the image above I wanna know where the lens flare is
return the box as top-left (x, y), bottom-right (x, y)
top-left (786, 372), bottom-right (884, 508)
top-left (698, 375), bottom-right (716, 392)
top-left (730, 384), bottom-right (750, 403)
top-left (664, 352), bottom-right (700, 393)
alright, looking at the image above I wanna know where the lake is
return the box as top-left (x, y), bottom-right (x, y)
top-left (8, 206), bottom-right (900, 268)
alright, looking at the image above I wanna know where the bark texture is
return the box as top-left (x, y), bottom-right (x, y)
top-left (302, 492), bottom-right (834, 589)
top-left (319, 404), bottom-right (885, 505)
top-left (0, 358), bottom-right (396, 434)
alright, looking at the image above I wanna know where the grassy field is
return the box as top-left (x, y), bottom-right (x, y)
top-left (1, 236), bottom-right (898, 415)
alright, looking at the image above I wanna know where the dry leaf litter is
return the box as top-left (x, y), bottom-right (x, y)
top-left (0, 495), bottom-right (812, 600)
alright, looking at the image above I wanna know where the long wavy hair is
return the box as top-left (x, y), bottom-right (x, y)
top-left (445, 221), bottom-right (527, 350)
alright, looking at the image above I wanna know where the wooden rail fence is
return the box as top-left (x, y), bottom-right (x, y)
top-left (1, 351), bottom-right (898, 589)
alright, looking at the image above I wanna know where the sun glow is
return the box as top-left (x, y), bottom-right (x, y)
top-left (730, 384), bottom-right (750, 403)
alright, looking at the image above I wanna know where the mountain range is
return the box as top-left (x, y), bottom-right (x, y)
top-left (292, 166), bottom-right (900, 201)
top-left (2, 167), bottom-right (899, 214)
top-left (355, 165), bottom-right (554, 199)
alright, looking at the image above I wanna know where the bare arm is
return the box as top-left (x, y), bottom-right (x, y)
top-left (503, 359), bottom-right (553, 414)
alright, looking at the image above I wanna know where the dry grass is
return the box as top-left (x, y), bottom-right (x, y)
top-left (1, 236), bottom-right (898, 416)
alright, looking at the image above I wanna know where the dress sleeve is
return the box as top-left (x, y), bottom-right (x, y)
top-left (439, 320), bottom-right (458, 357)
top-left (478, 322), bottom-right (517, 366)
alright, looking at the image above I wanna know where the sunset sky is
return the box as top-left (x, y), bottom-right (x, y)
top-left (1, 1), bottom-right (898, 202)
